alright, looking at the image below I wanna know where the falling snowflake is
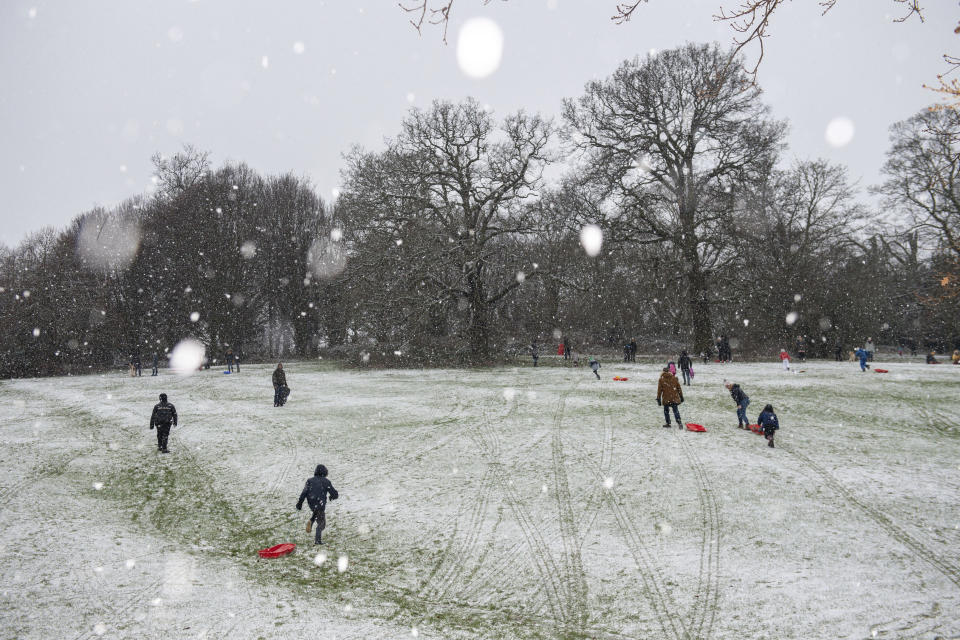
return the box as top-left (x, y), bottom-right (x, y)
top-left (456, 17), bottom-right (504, 78)
top-left (579, 224), bottom-right (603, 257)
top-left (313, 551), bottom-right (327, 566)
top-left (170, 338), bottom-right (205, 374)
top-left (785, 312), bottom-right (798, 326)
top-left (825, 117), bottom-right (855, 148)
top-left (603, 477), bottom-right (614, 489)
top-left (189, 311), bottom-right (200, 322)
top-left (293, 41), bottom-right (305, 54)
top-left (337, 555), bottom-right (349, 573)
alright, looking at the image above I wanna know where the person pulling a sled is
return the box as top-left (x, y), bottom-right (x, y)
top-left (656, 366), bottom-right (684, 429)
top-left (725, 380), bottom-right (750, 429)
top-left (272, 363), bottom-right (288, 406)
top-left (296, 464), bottom-right (339, 545)
top-left (757, 404), bottom-right (780, 448)
top-left (149, 393), bottom-right (178, 453)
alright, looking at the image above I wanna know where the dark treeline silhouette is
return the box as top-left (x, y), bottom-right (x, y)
top-left (2, 43), bottom-right (958, 377)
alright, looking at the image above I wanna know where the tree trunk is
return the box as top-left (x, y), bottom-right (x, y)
top-left (467, 267), bottom-right (489, 361)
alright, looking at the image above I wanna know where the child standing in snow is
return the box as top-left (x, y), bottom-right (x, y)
top-left (779, 349), bottom-right (791, 371)
top-left (588, 356), bottom-right (601, 380)
top-left (757, 404), bottom-right (779, 448)
top-left (724, 380), bottom-right (750, 429)
top-left (656, 366), bottom-right (684, 429)
top-left (296, 464), bottom-right (339, 545)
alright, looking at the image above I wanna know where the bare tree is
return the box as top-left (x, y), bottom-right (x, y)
top-left (563, 43), bottom-right (786, 352)
top-left (341, 99), bottom-right (552, 359)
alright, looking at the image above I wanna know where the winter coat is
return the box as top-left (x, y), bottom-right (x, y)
top-left (226, 350), bottom-right (235, 363)
top-left (657, 371), bottom-right (684, 405)
top-left (729, 384), bottom-right (749, 408)
top-left (152, 353), bottom-right (159, 366)
top-left (296, 467), bottom-right (338, 515)
top-left (758, 410), bottom-right (779, 431)
top-left (856, 349), bottom-right (868, 364)
top-left (779, 351), bottom-right (790, 361)
top-left (531, 344), bottom-right (539, 358)
top-left (150, 401), bottom-right (178, 427)
top-left (272, 367), bottom-right (287, 388)
top-left (589, 358), bottom-right (600, 371)
top-left (678, 354), bottom-right (692, 371)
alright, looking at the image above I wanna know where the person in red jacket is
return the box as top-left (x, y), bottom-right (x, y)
top-left (779, 348), bottom-right (791, 371)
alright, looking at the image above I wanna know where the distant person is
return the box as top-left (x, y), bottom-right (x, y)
top-left (678, 350), bottom-right (693, 386)
top-left (563, 336), bottom-right (571, 361)
top-left (530, 341), bottom-right (540, 367)
top-left (226, 347), bottom-right (236, 373)
top-left (779, 348), bottom-right (791, 371)
top-left (865, 338), bottom-right (875, 362)
top-left (133, 351), bottom-right (142, 377)
top-left (149, 392), bottom-right (178, 453)
top-left (623, 342), bottom-right (631, 362)
top-left (952, 349), bottom-right (960, 365)
top-left (795, 336), bottom-right (806, 363)
top-left (151, 351), bottom-right (159, 376)
top-left (629, 338), bottom-right (638, 362)
top-left (855, 348), bottom-right (870, 371)
top-left (724, 380), bottom-right (750, 429)
top-left (926, 351), bottom-right (940, 364)
top-left (834, 340), bottom-right (843, 362)
top-left (296, 464), bottom-right (339, 545)
top-left (757, 404), bottom-right (780, 448)
top-left (656, 366), bottom-right (684, 429)
top-left (700, 349), bottom-right (709, 365)
top-left (589, 356), bottom-right (601, 380)
top-left (272, 363), bottom-right (288, 406)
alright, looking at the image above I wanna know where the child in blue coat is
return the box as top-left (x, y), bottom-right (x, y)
top-left (757, 404), bottom-right (779, 448)
top-left (855, 348), bottom-right (870, 372)
top-left (724, 381), bottom-right (750, 429)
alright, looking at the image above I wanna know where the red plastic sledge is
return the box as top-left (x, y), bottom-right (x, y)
top-left (874, 368), bottom-right (889, 373)
top-left (612, 376), bottom-right (629, 381)
top-left (747, 423), bottom-right (764, 435)
top-left (258, 543), bottom-right (296, 559)
top-left (685, 423), bottom-right (707, 432)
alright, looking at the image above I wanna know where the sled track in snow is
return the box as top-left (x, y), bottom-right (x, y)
top-left (71, 578), bottom-right (164, 640)
top-left (674, 430), bottom-right (722, 640)
top-left (781, 444), bottom-right (960, 591)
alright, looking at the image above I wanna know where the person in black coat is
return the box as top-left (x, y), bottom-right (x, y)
top-left (151, 352), bottom-right (159, 376)
top-left (132, 351), bottom-right (142, 377)
top-left (678, 350), bottom-right (693, 385)
top-left (724, 380), bottom-right (750, 429)
top-left (272, 363), bottom-right (288, 406)
top-left (149, 393), bottom-right (178, 453)
top-left (225, 348), bottom-right (235, 373)
top-left (296, 464), bottom-right (339, 544)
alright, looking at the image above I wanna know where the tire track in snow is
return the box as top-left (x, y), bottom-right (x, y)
top-left (549, 380), bottom-right (591, 631)
top-left (781, 444), bottom-right (960, 591)
top-left (674, 430), bottom-right (722, 640)
top-left (572, 425), bottom-right (688, 640)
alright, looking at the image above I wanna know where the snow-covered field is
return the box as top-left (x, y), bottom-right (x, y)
top-left (1, 358), bottom-right (959, 639)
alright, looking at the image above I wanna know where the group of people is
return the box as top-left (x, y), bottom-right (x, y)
top-left (653, 362), bottom-right (780, 448)
top-left (128, 352), bottom-right (160, 377)
top-left (147, 363), bottom-right (339, 546)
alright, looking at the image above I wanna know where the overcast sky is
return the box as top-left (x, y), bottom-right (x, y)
top-left (0, 0), bottom-right (955, 247)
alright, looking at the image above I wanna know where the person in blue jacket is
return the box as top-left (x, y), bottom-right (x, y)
top-left (296, 464), bottom-right (339, 545)
top-left (757, 404), bottom-right (780, 448)
top-left (725, 380), bottom-right (750, 429)
top-left (855, 347), bottom-right (870, 372)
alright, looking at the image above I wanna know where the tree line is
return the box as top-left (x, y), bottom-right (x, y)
top-left (1, 43), bottom-right (957, 377)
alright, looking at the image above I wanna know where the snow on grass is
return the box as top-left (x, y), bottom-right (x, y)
top-left (0, 359), bottom-right (958, 638)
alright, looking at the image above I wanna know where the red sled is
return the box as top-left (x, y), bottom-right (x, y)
top-left (258, 543), bottom-right (296, 559)
top-left (874, 368), bottom-right (889, 373)
top-left (747, 423), bottom-right (764, 434)
top-left (685, 423), bottom-right (707, 432)
top-left (612, 376), bottom-right (629, 381)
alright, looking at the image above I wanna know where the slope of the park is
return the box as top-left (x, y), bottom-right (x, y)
top-left (1, 359), bottom-right (958, 639)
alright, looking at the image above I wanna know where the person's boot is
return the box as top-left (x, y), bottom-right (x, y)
top-left (306, 519), bottom-right (312, 533)
top-left (768, 438), bottom-right (774, 448)
top-left (663, 423), bottom-right (670, 428)
top-left (678, 423), bottom-right (683, 429)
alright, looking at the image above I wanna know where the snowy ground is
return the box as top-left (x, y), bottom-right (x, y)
top-left (1, 357), bottom-right (959, 640)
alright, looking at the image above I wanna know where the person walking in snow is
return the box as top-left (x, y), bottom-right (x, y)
top-left (272, 363), bottom-right (288, 406)
top-left (589, 356), bottom-right (601, 380)
top-left (779, 348), bottom-right (791, 371)
top-left (629, 338), bottom-right (638, 362)
top-left (226, 347), bottom-right (235, 373)
top-left (530, 341), bottom-right (540, 367)
top-left (678, 350), bottom-right (693, 386)
top-left (656, 366), bottom-right (684, 429)
top-left (865, 338), bottom-right (875, 362)
top-left (133, 351), bottom-right (142, 377)
top-left (151, 352), bottom-right (159, 376)
top-left (757, 404), bottom-right (780, 448)
top-left (855, 347), bottom-right (870, 371)
top-left (834, 340), bottom-right (843, 362)
top-left (149, 392), bottom-right (178, 453)
top-left (795, 336), bottom-right (807, 363)
top-left (724, 380), bottom-right (751, 429)
top-left (296, 464), bottom-right (339, 545)
top-left (563, 336), bottom-right (571, 361)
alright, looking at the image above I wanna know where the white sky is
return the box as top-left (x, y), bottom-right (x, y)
top-left (0, 0), bottom-right (956, 247)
